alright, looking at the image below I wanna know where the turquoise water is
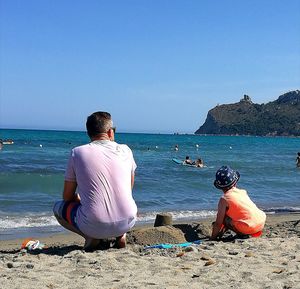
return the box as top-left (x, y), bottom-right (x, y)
top-left (0, 129), bottom-right (300, 240)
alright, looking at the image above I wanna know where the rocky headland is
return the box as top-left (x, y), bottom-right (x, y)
top-left (195, 90), bottom-right (300, 136)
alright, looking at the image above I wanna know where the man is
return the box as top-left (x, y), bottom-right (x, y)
top-left (53, 111), bottom-right (137, 250)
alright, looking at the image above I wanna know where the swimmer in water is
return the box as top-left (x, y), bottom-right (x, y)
top-left (184, 156), bottom-right (193, 165)
top-left (194, 158), bottom-right (204, 168)
top-left (296, 152), bottom-right (300, 168)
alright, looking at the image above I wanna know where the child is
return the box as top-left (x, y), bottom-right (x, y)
top-left (211, 166), bottom-right (266, 240)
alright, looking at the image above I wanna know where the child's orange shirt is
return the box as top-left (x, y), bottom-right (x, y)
top-left (222, 187), bottom-right (266, 234)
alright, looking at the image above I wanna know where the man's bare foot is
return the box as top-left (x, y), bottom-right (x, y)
top-left (115, 233), bottom-right (126, 248)
top-left (83, 237), bottom-right (101, 252)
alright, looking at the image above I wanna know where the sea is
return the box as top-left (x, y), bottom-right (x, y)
top-left (0, 129), bottom-right (300, 241)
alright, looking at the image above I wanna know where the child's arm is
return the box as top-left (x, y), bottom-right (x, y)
top-left (211, 197), bottom-right (227, 240)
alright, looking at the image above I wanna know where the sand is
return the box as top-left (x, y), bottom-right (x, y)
top-left (0, 213), bottom-right (300, 289)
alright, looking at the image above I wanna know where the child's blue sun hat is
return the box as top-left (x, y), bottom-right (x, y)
top-left (214, 166), bottom-right (240, 189)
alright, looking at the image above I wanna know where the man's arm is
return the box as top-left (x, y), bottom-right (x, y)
top-left (131, 173), bottom-right (135, 190)
top-left (211, 197), bottom-right (227, 240)
top-left (63, 180), bottom-right (80, 202)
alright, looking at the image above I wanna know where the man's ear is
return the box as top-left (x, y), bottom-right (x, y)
top-left (107, 128), bottom-right (114, 141)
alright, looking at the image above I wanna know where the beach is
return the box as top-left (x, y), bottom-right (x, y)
top-left (1, 213), bottom-right (299, 289)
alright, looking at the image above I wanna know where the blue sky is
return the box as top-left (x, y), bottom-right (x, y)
top-left (1, 0), bottom-right (299, 133)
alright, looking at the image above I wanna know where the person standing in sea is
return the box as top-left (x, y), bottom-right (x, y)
top-left (53, 111), bottom-right (138, 251)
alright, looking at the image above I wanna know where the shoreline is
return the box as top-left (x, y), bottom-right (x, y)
top-left (1, 209), bottom-right (299, 242)
top-left (1, 212), bottom-right (299, 251)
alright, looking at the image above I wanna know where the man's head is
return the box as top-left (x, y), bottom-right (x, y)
top-left (214, 165), bottom-right (240, 191)
top-left (86, 111), bottom-right (114, 139)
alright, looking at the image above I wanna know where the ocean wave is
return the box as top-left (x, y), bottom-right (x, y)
top-left (263, 207), bottom-right (300, 214)
top-left (137, 210), bottom-right (217, 223)
top-left (0, 214), bottom-right (58, 229)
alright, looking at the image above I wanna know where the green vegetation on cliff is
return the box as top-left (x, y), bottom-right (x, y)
top-left (195, 90), bottom-right (300, 136)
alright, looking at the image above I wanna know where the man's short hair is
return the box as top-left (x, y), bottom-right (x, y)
top-left (86, 111), bottom-right (113, 138)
